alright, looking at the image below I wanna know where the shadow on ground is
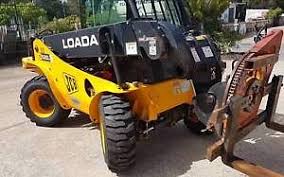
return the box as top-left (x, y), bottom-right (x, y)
top-left (235, 113), bottom-right (284, 174)
top-left (0, 57), bottom-right (22, 68)
top-left (118, 123), bottom-right (217, 177)
top-left (57, 111), bottom-right (284, 176)
top-left (58, 111), bottom-right (97, 129)
top-left (60, 111), bottom-right (218, 177)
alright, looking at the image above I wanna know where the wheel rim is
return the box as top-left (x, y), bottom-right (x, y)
top-left (100, 118), bottom-right (107, 154)
top-left (28, 89), bottom-right (55, 118)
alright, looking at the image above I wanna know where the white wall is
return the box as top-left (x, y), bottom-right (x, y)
top-left (245, 9), bottom-right (269, 22)
top-left (221, 3), bottom-right (236, 23)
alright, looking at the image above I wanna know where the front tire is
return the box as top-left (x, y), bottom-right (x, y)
top-left (99, 95), bottom-right (136, 172)
top-left (20, 76), bottom-right (71, 127)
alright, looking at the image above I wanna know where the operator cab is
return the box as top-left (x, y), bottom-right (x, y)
top-left (43, 0), bottom-right (224, 92)
top-left (83, 0), bottom-right (191, 28)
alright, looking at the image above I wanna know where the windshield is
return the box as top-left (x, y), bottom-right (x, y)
top-left (135, 0), bottom-right (183, 26)
top-left (84, 0), bottom-right (188, 27)
top-left (84, 0), bottom-right (127, 27)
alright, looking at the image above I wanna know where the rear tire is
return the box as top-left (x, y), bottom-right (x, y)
top-left (99, 94), bottom-right (136, 172)
top-left (20, 76), bottom-right (71, 127)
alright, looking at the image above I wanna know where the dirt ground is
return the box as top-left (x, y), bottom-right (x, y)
top-left (0, 28), bottom-right (283, 177)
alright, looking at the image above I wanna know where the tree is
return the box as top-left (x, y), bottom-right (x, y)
top-left (17, 2), bottom-right (46, 26)
top-left (0, 2), bottom-right (46, 26)
top-left (42, 15), bottom-right (80, 33)
top-left (0, 5), bottom-right (14, 25)
top-left (66, 0), bottom-right (81, 16)
top-left (244, 0), bottom-right (284, 9)
top-left (275, 0), bottom-right (284, 10)
top-left (36, 0), bottom-right (64, 20)
top-left (244, 0), bottom-right (275, 8)
top-left (66, 0), bottom-right (86, 27)
top-left (267, 7), bottom-right (283, 26)
top-left (187, 0), bottom-right (230, 33)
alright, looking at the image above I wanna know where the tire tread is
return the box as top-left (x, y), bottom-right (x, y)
top-left (100, 95), bottom-right (136, 172)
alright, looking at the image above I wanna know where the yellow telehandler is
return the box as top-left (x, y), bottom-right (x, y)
top-left (20, 0), bottom-right (284, 176)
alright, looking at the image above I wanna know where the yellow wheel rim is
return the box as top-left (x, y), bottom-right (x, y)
top-left (28, 89), bottom-right (55, 119)
top-left (100, 118), bottom-right (107, 154)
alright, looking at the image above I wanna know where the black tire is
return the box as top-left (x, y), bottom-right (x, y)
top-left (184, 118), bottom-right (213, 135)
top-left (20, 76), bottom-right (71, 127)
top-left (99, 94), bottom-right (136, 172)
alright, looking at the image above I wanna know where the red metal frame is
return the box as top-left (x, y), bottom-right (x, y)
top-left (207, 30), bottom-right (284, 177)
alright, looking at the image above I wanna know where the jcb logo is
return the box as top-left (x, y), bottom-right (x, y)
top-left (63, 73), bottom-right (78, 94)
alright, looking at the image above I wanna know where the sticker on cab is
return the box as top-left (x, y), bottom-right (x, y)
top-left (190, 47), bottom-right (201, 62)
top-left (126, 42), bottom-right (138, 55)
top-left (202, 46), bottom-right (214, 58)
top-left (149, 39), bottom-right (157, 56)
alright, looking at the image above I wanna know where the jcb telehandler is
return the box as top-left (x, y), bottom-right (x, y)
top-left (20, 0), bottom-right (284, 176)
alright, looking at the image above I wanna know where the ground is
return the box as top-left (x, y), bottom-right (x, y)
top-left (0, 27), bottom-right (283, 177)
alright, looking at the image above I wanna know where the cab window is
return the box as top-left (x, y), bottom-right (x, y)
top-left (136, 0), bottom-right (182, 26)
top-left (85, 0), bottom-right (127, 27)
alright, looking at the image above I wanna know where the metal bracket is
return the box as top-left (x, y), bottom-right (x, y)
top-left (266, 75), bottom-right (284, 132)
top-left (206, 75), bottom-right (284, 177)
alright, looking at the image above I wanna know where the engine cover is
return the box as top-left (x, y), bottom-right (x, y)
top-left (42, 20), bottom-right (223, 88)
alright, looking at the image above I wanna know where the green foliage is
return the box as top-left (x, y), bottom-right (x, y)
top-left (36, 0), bottom-right (65, 20)
top-left (0, 2), bottom-right (46, 26)
top-left (67, 0), bottom-right (87, 27)
top-left (187, 0), bottom-right (230, 33)
top-left (244, 0), bottom-right (275, 8)
top-left (276, 0), bottom-right (284, 10)
top-left (212, 31), bottom-right (243, 53)
top-left (42, 15), bottom-right (80, 33)
top-left (0, 5), bottom-right (14, 25)
top-left (1, 0), bottom-right (30, 3)
top-left (267, 7), bottom-right (283, 20)
top-left (244, 0), bottom-right (284, 9)
top-left (66, 0), bottom-right (81, 16)
top-left (18, 3), bottom-right (46, 25)
top-left (186, 0), bottom-right (244, 53)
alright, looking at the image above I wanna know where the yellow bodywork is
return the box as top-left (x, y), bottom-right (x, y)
top-left (28, 89), bottom-right (55, 118)
top-left (23, 39), bottom-right (196, 123)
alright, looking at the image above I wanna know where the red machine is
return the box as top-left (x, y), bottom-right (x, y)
top-left (203, 29), bottom-right (284, 177)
